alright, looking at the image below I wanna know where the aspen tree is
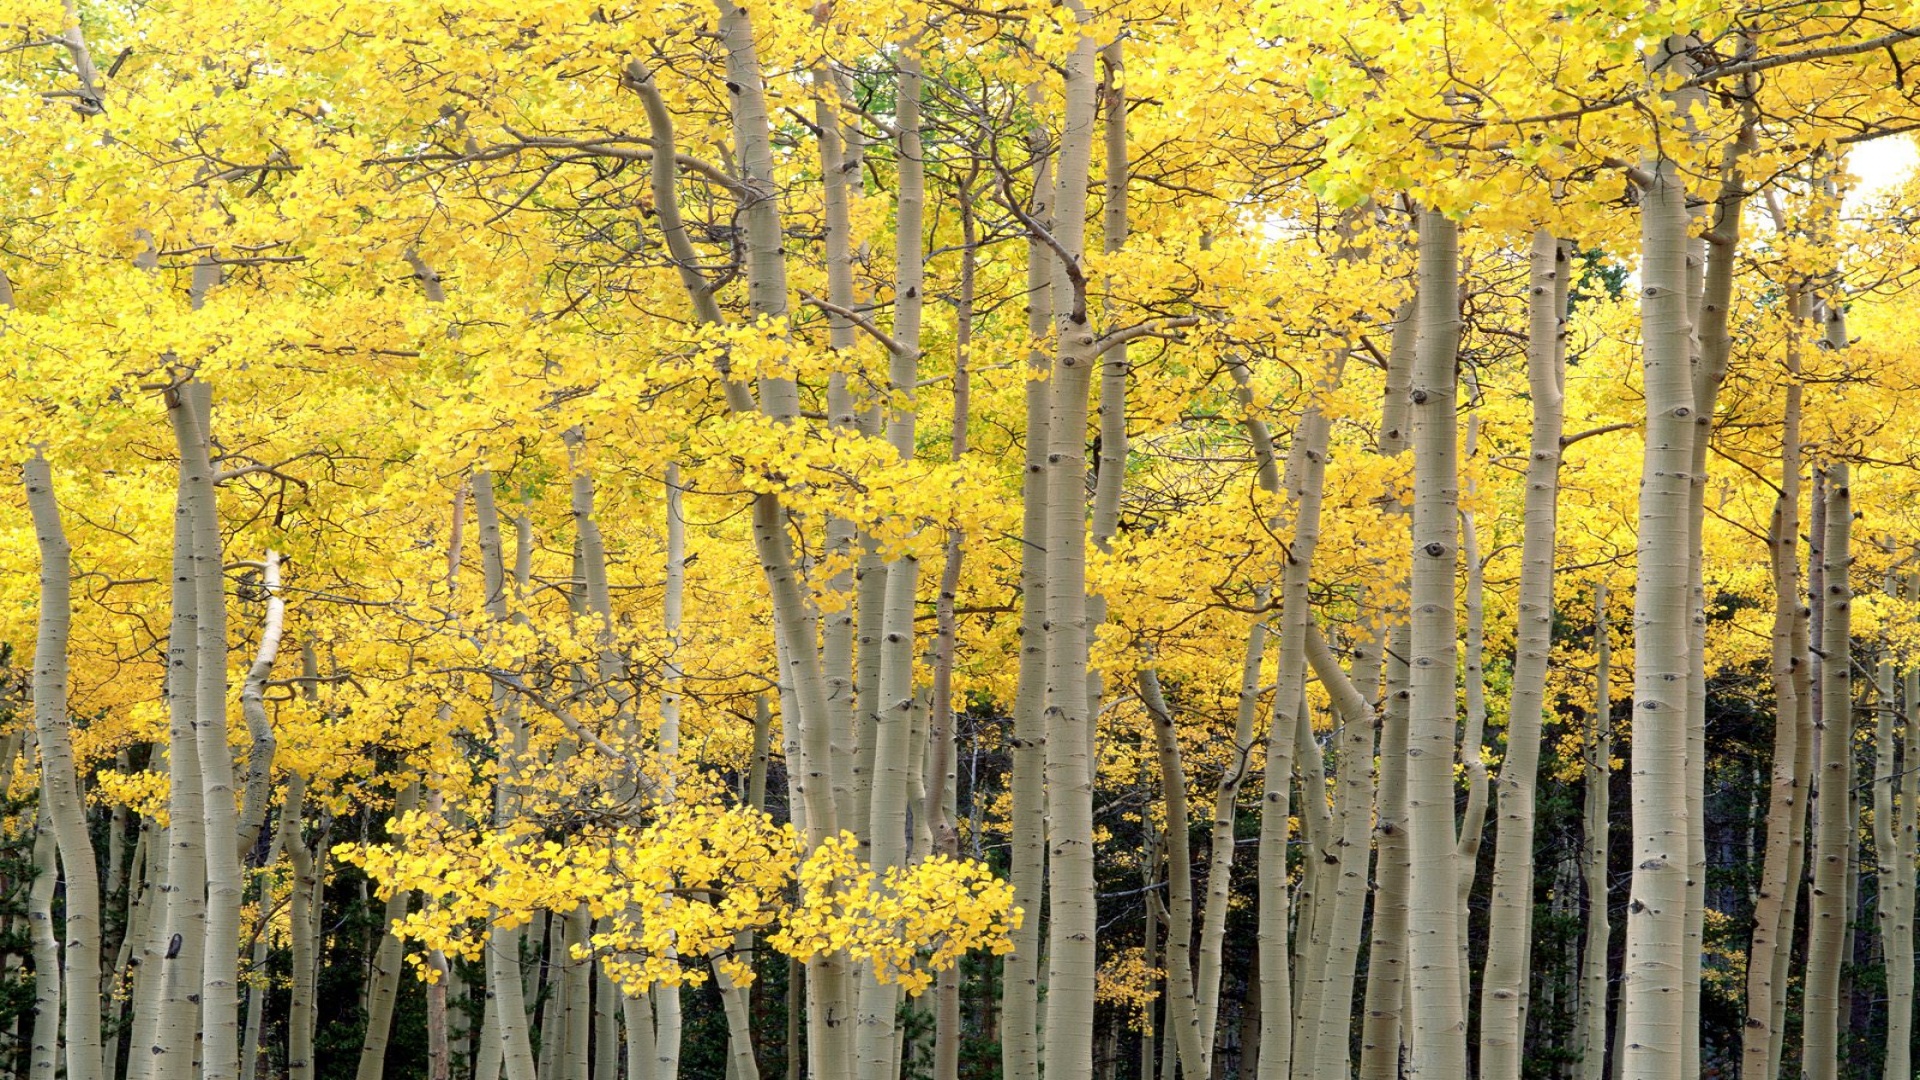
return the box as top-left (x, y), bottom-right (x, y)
top-left (1805, 461), bottom-right (1852, 1080)
top-left (1039, 15), bottom-right (1103, 1080)
top-left (473, 474), bottom-right (539, 1080)
top-left (23, 454), bottom-right (103, 1080)
top-left (1404, 207), bottom-right (1466, 1079)
top-left (925, 171), bottom-right (978, 1080)
top-left (1741, 284), bottom-right (1806, 1080)
top-left (1304, 624), bottom-right (1380, 1080)
top-left (27, 749), bottom-right (58, 1080)
top-left (1000, 83), bottom-right (1055, 1080)
top-left (1478, 231), bottom-right (1570, 1080)
top-left (356, 783), bottom-right (421, 1080)
top-left (1620, 36), bottom-right (1701, 1080)
top-left (1139, 670), bottom-right (1205, 1080)
top-left (1873, 569), bottom-right (1912, 1080)
top-left (1358, 286), bottom-right (1420, 1080)
top-left (856, 45), bottom-right (928, 1080)
top-left (1578, 581), bottom-right (1612, 1080)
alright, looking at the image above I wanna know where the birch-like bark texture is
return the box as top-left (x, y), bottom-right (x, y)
top-left (1578, 580), bottom-right (1612, 1080)
top-left (1873, 570), bottom-right (1913, 1080)
top-left (1357, 622), bottom-right (1411, 1080)
top-left (174, 378), bottom-right (246, 1080)
top-left (474, 474), bottom-right (540, 1080)
top-left (1477, 231), bottom-right (1569, 1080)
top-left (27, 764), bottom-right (59, 1080)
top-left (1139, 670), bottom-right (1206, 1080)
top-left (926, 173), bottom-right (976, 1080)
top-left (1805, 461), bottom-right (1852, 1080)
top-left (855, 46), bottom-right (927, 1080)
top-left (1893, 647), bottom-right (1920, 1080)
top-left (1195, 588), bottom-right (1267, 1064)
top-left (1305, 624), bottom-right (1379, 1080)
top-left (356, 782), bottom-right (423, 1080)
top-left (25, 453), bottom-right (105, 1080)
top-left (1620, 39), bottom-right (1699, 1073)
top-left (1740, 298), bottom-right (1804, 1080)
top-left (1040, 14), bottom-right (1102, 1080)
top-left (235, 549), bottom-right (283, 855)
top-left (1770, 474), bottom-right (1821, 1080)
top-left (1404, 207), bottom-right (1466, 1080)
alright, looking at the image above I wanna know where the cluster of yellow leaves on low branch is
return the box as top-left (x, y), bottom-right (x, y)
top-left (344, 804), bottom-right (1019, 997)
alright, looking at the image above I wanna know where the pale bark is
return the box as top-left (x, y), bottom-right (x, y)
top-left (24, 453), bottom-right (105, 1080)
top-left (1740, 298), bottom-right (1804, 1080)
top-left (1252, 302), bottom-right (1352, 1080)
top-left (1478, 231), bottom-right (1570, 1080)
top-left (1305, 625), bottom-right (1379, 1080)
top-left (235, 550), bottom-right (284, 856)
top-left (1039, 17), bottom-right (1102, 1080)
top-left (1619, 43), bottom-right (1699, 1070)
top-left (474, 474), bottom-right (540, 1080)
top-left (1001, 94), bottom-right (1054, 1080)
top-left (284, 771), bottom-right (319, 1080)
top-left (1194, 597), bottom-right (1268, 1062)
top-left (1578, 581), bottom-right (1612, 1080)
top-left (169, 379), bottom-right (245, 1080)
top-left (1139, 670), bottom-right (1205, 1080)
top-left (1805, 462), bottom-right (1852, 1080)
top-left (1357, 622), bottom-right (1411, 1080)
top-left (1875, 572), bottom-right (1912, 1080)
top-left (1404, 208), bottom-right (1466, 1079)
top-left (926, 170), bottom-right (976, 1080)
top-left (356, 784), bottom-right (422, 1080)
top-left (28, 766), bottom-right (59, 1080)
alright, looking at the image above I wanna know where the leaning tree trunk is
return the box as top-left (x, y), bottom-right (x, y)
top-left (24, 453), bottom-right (105, 1080)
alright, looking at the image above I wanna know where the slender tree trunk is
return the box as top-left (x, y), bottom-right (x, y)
top-left (1140, 671), bottom-right (1206, 1079)
top-left (1404, 207), bottom-right (1466, 1080)
top-left (28, 765), bottom-right (60, 1080)
top-left (1620, 44), bottom-right (1699, 1070)
top-left (1875, 572), bottom-right (1913, 1080)
top-left (356, 784), bottom-right (423, 1080)
top-left (1039, 18), bottom-right (1102, 1080)
top-left (1001, 80), bottom-right (1055, 1080)
top-left (1195, 596), bottom-right (1268, 1062)
top-left (1805, 463), bottom-right (1853, 1080)
top-left (24, 453), bottom-right (105, 1080)
top-left (1305, 625), bottom-right (1379, 1080)
top-left (1741, 307), bottom-right (1804, 1080)
top-left (283, 771), bottom-right (318, 1080)
top-left (1578, 582), bottom-right (1612, 1080)
top-left (1359, 621), bottom-right (1412, 1080)
top-left (1478, 231), bottom-right (1570, 1080)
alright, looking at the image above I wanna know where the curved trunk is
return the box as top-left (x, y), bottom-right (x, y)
top-left (24, 453), bottom-right (105, 1080)
top-left (1305, 625), bottom-right (1379, 1080)
top-left (1140, 671), bottom-right (1205, 1079)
